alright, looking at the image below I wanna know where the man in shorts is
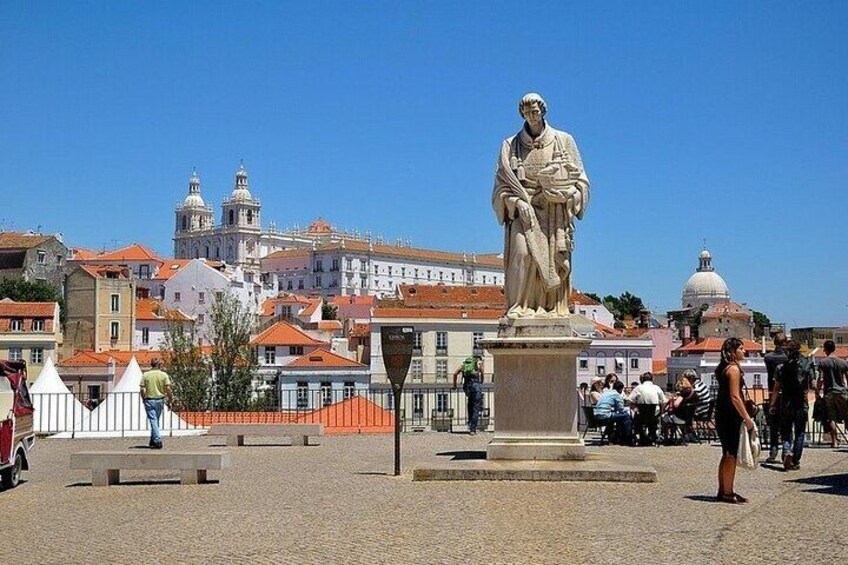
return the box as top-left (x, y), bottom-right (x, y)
top-left (816, 340), bottom-right (848, 448)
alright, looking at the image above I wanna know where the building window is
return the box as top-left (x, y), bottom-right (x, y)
top-left (436, 332), bottom-right (448, 355)
top-left (630, 357), bottom-right (639, 369)
top-left (346, 258), bottom-right (353, 270)
top-left (174, 292), bottom-right (181, 302)
top-left (414, 268), bottom-right (419, 279)
top-left (316, 275), bottom-right (322, 287)
top-left (401, 267), bottom-right (406, 278)
top-left (436, 392), bottom-right (449, 413)
top-left (10, 318), bottom-right (23, 332)
top-left (296, 382), bottom-right (309, 410)
top-left (281, 305), bottom-right (292, 317)
top-left (197, 313), bottom-right (205, 324)
top-left (139, 264), bottom-right (150, 279)
top-left (435, 359), bottom-right (448, 382)
top-left (110, 294), bottom-right (120, 313)
top-left (215, 291), bottom-right (223, 302)
top-left (579, 358), bottom-right (589, 369)
top-left (265, 347), bottom-right (276, 365)
top-left (343, 381), bottom-right (355, 399)
top-left (597, 365), bottom-right (606, 376)
top-left (247, 209), bottom-right (253, 224)
top-left (472, 332), bottom-right (484, 355)
top-left (321, 382), bottom-right (332, 406)
top-left (87, 385), bottom-right (101, 403)
top-left (287, 280), bottom-right (293, 291)
top-left (30, 348), bottom-right (44, 364)
top-left (110, 321), bottom-right (120, 340)
top-left (142, 327), bottom-right (150, 345)
top-left (387, 266), bottom-right (393, 277)
top-left (198, 292), bottom-right (205, 304)
top-left (37, 250), bottom-right (46, 264)
top-left (332, 259), bottom-right (339, 271)
top-left (298, 280), bottom-right (304, 290)
top-left (32, 319), bottom-right (45, 332)
top-left (290, 346), bottom-right (304, 356)
top-left (360, 259), bottom-right (367, 270)
top-left (228, 209), bottom-right (235, 225)
top-left (411, 359), bottom-right (423, 382)
top-left (427, 270), bottom-right (431, 280)
top-left (413, 393), bottom-right (424, 417)
top-left (359, 275), bottom-right (367, 289)
top-left (8, 348), bottom-right (22, 361)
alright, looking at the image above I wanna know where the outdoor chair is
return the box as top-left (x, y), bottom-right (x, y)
top-left (662, 404), bottom-right (696, 446)
top-left (633, 404), bottom-right (661, 446)
top-left (692, 399), bottom-right (716, 443)
top-left (581, 406), bottom-right (609, 445)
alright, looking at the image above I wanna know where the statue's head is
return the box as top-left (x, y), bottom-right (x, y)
top-left (519, 93), bottom-right (547, 125)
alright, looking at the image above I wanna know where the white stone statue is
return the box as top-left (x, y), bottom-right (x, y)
top-left (492, 93), bottom-right (590, 319)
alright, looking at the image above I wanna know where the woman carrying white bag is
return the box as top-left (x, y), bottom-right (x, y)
top-left (714, 338), bottom-right (758, 504)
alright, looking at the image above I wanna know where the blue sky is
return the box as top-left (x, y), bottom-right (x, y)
top-left (1, 2), bottom-right (846, 326)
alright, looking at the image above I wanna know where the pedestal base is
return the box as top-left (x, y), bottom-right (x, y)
top-left (481, 316), bottom-right (591, 462)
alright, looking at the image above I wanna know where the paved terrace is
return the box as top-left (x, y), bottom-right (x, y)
top-left (5, 433), bottom-right (848, 564)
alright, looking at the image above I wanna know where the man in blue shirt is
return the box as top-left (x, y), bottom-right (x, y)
top-left (593, 380), bottom-right (632, 444)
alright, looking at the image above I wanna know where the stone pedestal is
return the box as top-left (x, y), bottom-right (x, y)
top-left (482, 317), bottom-right (591, 461)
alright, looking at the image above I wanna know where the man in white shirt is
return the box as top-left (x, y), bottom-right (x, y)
top-left (629, 372), bottom-right (667, 445)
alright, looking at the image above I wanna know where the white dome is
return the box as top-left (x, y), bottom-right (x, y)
top-left (183, 193), bottom-right (206, 207)
top-left (230, 187), bottom-right (252, 200)
top-left (682, 271), bottom-right (730, 306)
top-left (699, 249), bottom-right (711, 260)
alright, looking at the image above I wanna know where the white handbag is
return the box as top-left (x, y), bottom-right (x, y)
top-left (737, 423), bottom-right (761, 470)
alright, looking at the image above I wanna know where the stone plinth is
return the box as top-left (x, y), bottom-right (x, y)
top-left (481, 317), bottom-right (591, 461)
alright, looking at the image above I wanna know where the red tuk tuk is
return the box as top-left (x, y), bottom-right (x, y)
top-left (1, 360), bottom-right (34, 490)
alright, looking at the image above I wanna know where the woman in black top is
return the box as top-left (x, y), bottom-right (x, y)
top-left (714, 337), bottom-right (756, 504)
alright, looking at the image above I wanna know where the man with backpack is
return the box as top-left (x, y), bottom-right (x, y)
top-left (453, 355), bottom-right (484, 435)
top-left (769, 341), bottom-right (814, 470)
top-left (764, 332), bottom-right (788, 463)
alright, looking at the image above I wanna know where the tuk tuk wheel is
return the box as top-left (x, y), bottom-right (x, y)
top-left (1, 450), bottom-right (23, 489)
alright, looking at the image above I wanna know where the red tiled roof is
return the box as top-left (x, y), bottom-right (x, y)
top-left (251, 321), bottom-right (326, 347)
top-left (571, 291), bottom-right (601, 306)
top-left (0, 301), bottom-right (57, 318)
top-left (77, 265), bottom-right (131, 279)
top-left (136, 298), bottom-right (192, 322)
top-left (307, 218), bottom-right (333, 234)
top-left (287, 349), bottom-right (365, 368)
top-left (316, 320), bottom-right (343, 331)
top-left (397, 284), bottom-right (505, 308)
top-left (592, 322), bottom-right (624, 337)
top-left (152, 259), bottom-right (225, 281)
top-left (652, 359), bottom-right (668, 374)
top-left (70, 247), bottom-right (100, 260)
top-left (260, 294), bottom-right (314, 316)
top-left (702, 301), bottom-right (752, 320)
top-left (328, 295), bottom-right (376, 307)
top-left (373, 307), bottom-right (502, 320)
top-left (94, 243), bottom-right (163, 263)
top-left (813, 349), bottom-right (848, 360)
top-left (58, 350), bottom-right (164, 367)
top-left (675, 337), bottom-right (762, 353)
top-left (266, 240), bottom-right (505, 268)
top-left (350, 323), bottom-right (370, 338)
top-left (299, 300), bottom-right (321, 318)
top-left (0, 232), bottom-right (54, 249)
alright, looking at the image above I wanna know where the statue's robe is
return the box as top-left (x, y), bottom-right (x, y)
top-left (492, 123), bottom-right (590, 318)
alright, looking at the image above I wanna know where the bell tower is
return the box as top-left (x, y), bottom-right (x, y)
top-left (220, 161), bottom-right (261, 267)
top-left (174, 168), bottom-right (213, 259)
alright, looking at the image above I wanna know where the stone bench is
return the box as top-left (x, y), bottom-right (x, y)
top-left (207, 423), bottom-right (324, 447)
top-left (70, 451), bottom-right (230, 486)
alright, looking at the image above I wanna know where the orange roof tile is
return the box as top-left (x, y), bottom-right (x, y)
top-left (260, 294), bottom-right (314, 316)
top-left (58, 350), bottom-right (164, 367)
top-left (77, 265), bottom-right (131, 279)
top-left (266, 240), bottom-right (505, 268)
top-left (328, 295), bottom-right (376, 306)
top-left (571, 290), bottom-right (601, 306)
top-left (152, 259), bottom-right (192, 280)
top-left (136, 298), bottom-right (192, 322)
top-left (702, 301), bottom-right (752, 320)
top-left (592, 322), bottom-right (624, 337)
top-left (299, 299), bottom-right (321, 318)
top-left (287, 348), bottom-right (365, 368)
top-left (373, 307), bottom-right (502, 320)
top-left (307, 218), bottom-right (333, 234)
top-left (0, 232), bottom-right (54, 249)
top-left (0, 301), bottom-right (57, 318)
top-left (350, 323), bottom-right (371, 338)
top-left (94, 243), bottom-right (163, 263)
top-left (813, 349), bottom-right (848, 359)
top-left (652, 359), bottom-right (668, 374)
top-left (316, 320), bottom-right (343, 331)
top-left (675, 337), bottom-right (762, 353)
top-left (70, 247), bottom-right (100, 260)
top-left (294, 395), bottom-right (394, 435)
top-left (251, 321), bottom-right (327, 347)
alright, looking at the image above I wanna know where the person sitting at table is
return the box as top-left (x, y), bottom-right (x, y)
top-left (629, 371), bottom-right (667, 445)
top-left (589, 376), bottom-right (604, 406)
top-left (604, 373), bottom-right (619, 390)
top-left (593, 380), bottom-right (633, 445)
top-left (662, 375), bottom-right (697, 439)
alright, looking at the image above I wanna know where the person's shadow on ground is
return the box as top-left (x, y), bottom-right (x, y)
top-left (787, 473), bottom-right (848, 496)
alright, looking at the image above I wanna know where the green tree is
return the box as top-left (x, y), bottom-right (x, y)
top-left (209, 292), bottom-right (257, 411)
top-left (163, 321), bottom-right (210, 411)
top-left (0, 277), bottom-right (66, 326)
top-left (321, 300), bottom-right (338, 320)
top-left (752, 310), bottom-right (771, 338)
top-left (601, 291), bottom-right (647, 323)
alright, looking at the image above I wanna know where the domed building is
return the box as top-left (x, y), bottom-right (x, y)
top-left (681, 248), bottom-right (730, 308)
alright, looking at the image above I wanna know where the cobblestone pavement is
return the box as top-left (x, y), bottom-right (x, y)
top-left (2, 432), bottom-right (847, 564)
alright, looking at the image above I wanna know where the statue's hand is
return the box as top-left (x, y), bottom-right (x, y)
top-left (516, 200), bottom-right (534, 227)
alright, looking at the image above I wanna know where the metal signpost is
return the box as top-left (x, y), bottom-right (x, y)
top-left (380, 326), bottom-right (414, 476)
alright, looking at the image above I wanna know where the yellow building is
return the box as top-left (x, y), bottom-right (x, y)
top-left (0, 299), bottom-right (62, 383)
top-left (64, 266), bottom-right (136, 355)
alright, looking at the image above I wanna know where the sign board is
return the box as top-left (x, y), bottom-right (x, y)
top-left (381, 326), bottom-right (414, 389)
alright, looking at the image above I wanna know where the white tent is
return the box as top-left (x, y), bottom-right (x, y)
top-left (55, 357), bottom-right (200, 438)
top-left (30, 357), bottom-right (89, 434)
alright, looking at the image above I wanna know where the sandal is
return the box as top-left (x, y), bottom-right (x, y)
top-left (718, 493), bottom-right (739, 504)
top-left (732, 492), bottom-right (749, 503)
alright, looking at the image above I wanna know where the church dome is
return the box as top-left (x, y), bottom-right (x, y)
top-left (230, 162), bottom-right (253, 201)
top-left (181, 170), bottom-right (205, 208)
top-left (681, 247), bottom-right (730, 307)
